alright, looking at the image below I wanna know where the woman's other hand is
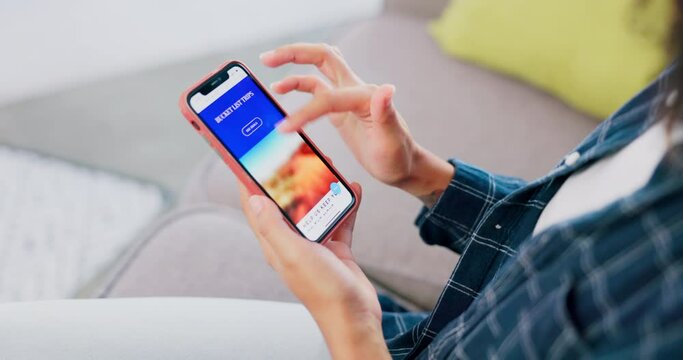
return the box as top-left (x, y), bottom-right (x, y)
top-left (260, 43), bottom-right (453, 201)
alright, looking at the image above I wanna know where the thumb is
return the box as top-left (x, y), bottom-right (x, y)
top-left (248, 195), bottom-right (306, 255)
top-left (369, 84), bottom-right (397, 125)
top-left (335, 182), bottom-right (362, 245)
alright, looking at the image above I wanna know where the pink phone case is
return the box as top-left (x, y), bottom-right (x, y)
top-left (178, 61), bottom-right (358, 243)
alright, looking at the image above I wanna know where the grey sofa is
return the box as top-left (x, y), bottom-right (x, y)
top-left (104, 0), bottom-right (597, 310)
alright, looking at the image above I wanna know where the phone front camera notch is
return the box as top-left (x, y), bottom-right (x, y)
top-left (200, 72), bottom-right (229, 95)
top-left (209, 76), bottom-right (223, 87)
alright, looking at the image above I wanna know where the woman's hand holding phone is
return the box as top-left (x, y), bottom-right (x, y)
top-left (239, 183), bottom-right (390, 360)
top-left (260, 43), bottom-right (454, 205)
top-left (237, 43), bottom-right (454, 358)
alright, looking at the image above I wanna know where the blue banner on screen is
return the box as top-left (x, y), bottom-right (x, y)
top-left (196, 71), bottom-right (353, 241)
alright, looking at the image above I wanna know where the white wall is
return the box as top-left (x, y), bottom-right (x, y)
top-left (0, 0), bottom-right (383, 105)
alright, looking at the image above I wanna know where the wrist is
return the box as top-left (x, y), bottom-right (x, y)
top-left (397, 145), bottom-right (455, 206)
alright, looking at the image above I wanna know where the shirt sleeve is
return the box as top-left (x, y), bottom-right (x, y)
top-left (414, 159), bottom-right (528, 253)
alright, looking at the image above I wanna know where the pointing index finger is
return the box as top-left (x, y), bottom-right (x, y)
top-left (278, 86), bottom-right (373, 132)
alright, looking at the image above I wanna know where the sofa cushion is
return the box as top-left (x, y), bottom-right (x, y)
top-left (429, 0), bottom-right (672, 119)
top-left (104, 205), bottom-right (296, 302)
top-left (179, 14), bottom-right (597, 308)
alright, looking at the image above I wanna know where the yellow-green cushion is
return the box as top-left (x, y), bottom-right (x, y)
top-left (430, 0), bottom-right (674, 119)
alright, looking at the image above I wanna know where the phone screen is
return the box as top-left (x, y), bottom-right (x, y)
top-left (189, 63), bottom-right (355, 242)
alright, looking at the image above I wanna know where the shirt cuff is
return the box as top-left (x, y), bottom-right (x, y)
top-left (414, 159), bottom-right (499, 253)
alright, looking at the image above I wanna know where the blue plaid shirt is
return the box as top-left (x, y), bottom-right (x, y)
top-left (381, 67), bottom-right (683, 359)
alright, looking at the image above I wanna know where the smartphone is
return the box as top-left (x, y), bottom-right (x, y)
top-left (179, 61), bottom-right (358, 243)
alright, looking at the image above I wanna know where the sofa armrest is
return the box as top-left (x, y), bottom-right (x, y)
top-left (384, 0), bottom-right (449, 19)
top-left (101, 205), bottom-right (297, 301)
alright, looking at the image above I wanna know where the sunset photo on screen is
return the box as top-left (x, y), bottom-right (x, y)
top-left (240, 131), bottom-right (337, 223)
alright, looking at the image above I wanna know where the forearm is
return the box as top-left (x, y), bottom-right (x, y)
top-left (314, 310), bottom-right (390, 360)
top-left (396, 144), bottom-right (455, 208)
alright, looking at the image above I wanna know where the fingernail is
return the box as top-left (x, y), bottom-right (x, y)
top-left (270, 82), bottom-right (279, 90)
top-left (259, 50), bottom-right (274, 60)
top-left (384, 84), bottom-right (396, 96)
top-left (249, 195), bottom-right (264, 214)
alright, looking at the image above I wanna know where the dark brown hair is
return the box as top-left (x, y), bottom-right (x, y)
top-left (637, 0), bottom-right (683, 133)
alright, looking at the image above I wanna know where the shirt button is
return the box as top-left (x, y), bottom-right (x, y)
top-left (563, 151), bottom-right (580, 166)
top-left (666, 90), bottom-right (679, 108)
